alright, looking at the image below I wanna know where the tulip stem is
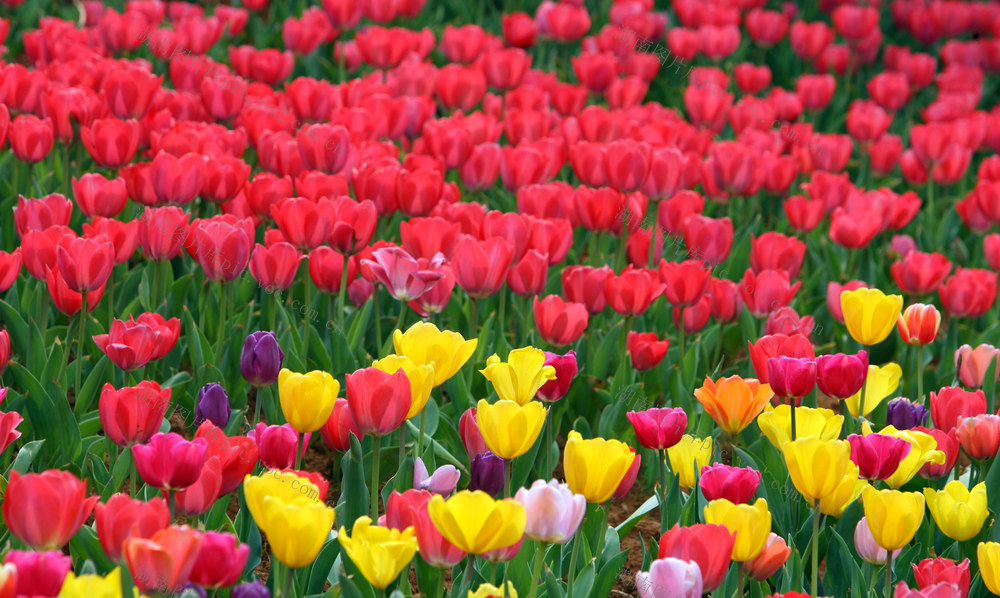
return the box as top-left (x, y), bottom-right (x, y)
top-left (504, 458), bottom-right (512, 498)
top-left (215, 281), bottom-right (227, 368)
top-left (303, 280), bottom-right (312, 366)
top-left (811, 503), bottom-right (820, 598)
top-left (594, 504), bottom-right (609, 568)
top-left (282, 565), bottom-right (294, 598)
top-left (657, 449), bottom-right (668, 533)
top-left (545, 410), bottom-right (553, 477)
top-left (168, 489), bottom-right (175, 522)
top-left (790, 399), bottom-right (797, 441)
top-left (566, 526), bottom-right (582, 598)
top-left (337, 257), bottom-right (349, 326)
top-left (417, 407), bottom-right (426, 458)
top-left (76, 292), bottom-right (87, 401)
top-left (295, 432), bottom-right (303, 470)
top-left (916, 345), bottom-right (924, 403)
top-left (371, 435), bottom-right (381, 519)
top-left (857, 368), bottom-right (868, 426)
top-left (883, 550), bottom-right (893, 598)
top-left (398, 424), bottom-right (406, 464)
top-left (529, 542), bottom-right (546, 598)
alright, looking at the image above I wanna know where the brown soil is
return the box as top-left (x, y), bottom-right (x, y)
top-left (609, 484), bottom-right (662, 596)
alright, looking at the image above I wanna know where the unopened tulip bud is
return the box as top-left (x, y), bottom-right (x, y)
top-left (194, 383), bottom-right (231, 428)
top-left (468, 452), bottom-right (505, 497)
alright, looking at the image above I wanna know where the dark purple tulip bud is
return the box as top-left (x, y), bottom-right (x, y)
top-left (536, 350), bottom-right (578, 402)
top-left (179, 584), bottom-right (207, 598)
top-left (468, 451), bottom-right (505, 497)
top-left (886, 397), bottom-right (928, 430)
top-left (194, 383), bottom-right (231, 428)
top-left (240, 331), bottom-right (284, 386)
top-left (232, 582), bottom-right (271, 598)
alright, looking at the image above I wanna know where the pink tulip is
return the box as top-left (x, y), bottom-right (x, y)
top-left (635, 557), bottom-right (703, 598)
top-left (132, 432), bottom-right (209, 490)
top-left (515, 479), bottom-right (586, 545)
top-left (361, 246), bottom-right (445, 302)
top-left (414, 457), bottom-right (460, 495)
top-left (954, 344), bottom-right (1000, 388)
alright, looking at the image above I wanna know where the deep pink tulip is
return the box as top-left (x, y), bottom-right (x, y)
top-left (699, 464), bottom-right (761, 505)
top-left (248, 423), bottom-right (298, 470)
top-left (459, 407), bottom-right (489, 462)
top-left (536, 350), bottom-right (577, 402)
top-left (132, 432), bottom-right (209, 491)
top-left (848, 433), bottom-right (912, 481)
top-left (816, 351), bottom-right (869, 399)
top-left (626, 407), bottom-right (687, 450)
top-left (766, 356), bottom-right (816, 401)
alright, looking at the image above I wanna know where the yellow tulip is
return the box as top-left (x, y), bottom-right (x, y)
top-left (704, 498), bottom-right (772, 562)
top-left (757, 405), bottom-right (843, 450)
top-left (278, 369), bottom-right (340, 433)
top-left (862, 423), bottom-right (945, 488)
top-left (817, 461), bottom-right (867, 517)
top-left (843, 364), bottom-right (902, 418)
top-left (338, 516), bottom-right (418, 589)
top-left (924, 481), bottom-right (989, 541)
top-left (978, 542), bottom-right (1000, 595)
top-left (263, 495), bottom-right (336, 568)
top-left (59, 568), bottom-right (124, 598)
top-left (861, 486), bottom-right (924, 551)
top-left (666, 435), bottom-right (713, 489)
top-left (480, 347), bottom-right (557, 405)
top-left (564, 430), bottom-right (637, 503)
top-left (469, 582), bottom-right (518, 598)
top-left (393, 322), bottom-right (477, 386)
top-left (427, 490), bottom-right (526, 554)
top-left (243, 471), bottom-right (322, 531)
top-left (372, 355), bottom-right (435, 419)
top-left (476, 399), bottom-right (546, 459)
top-left (782, 437), bottom-right (851, 502)
top-left (694, 375), bottom-right (774, 435)
top-left (840, 288), bottom-right (903, 346)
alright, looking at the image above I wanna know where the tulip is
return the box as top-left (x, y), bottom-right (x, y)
top-left (924, 481), bottom-right (988, 542)
top-left (748, 334), bottom-right (816, 384)
top-left (955, 414), bottom-right (1000, 460)
top-left (10, 114), bottom-right (53, 163)
top-left (626, 331), bottom-right (670, 371)
top-left (248, 423), bottom-right (298, 470)
top-left (469, 452), bottom-right (506, 497)
top-left (194, 422), bottom-right (258, 496)
top-left (757, 405), bottom-right (843, 451)
top-left (536, 350), bottom-right (577, 402)
top-left (94, 494), bottom-right (170, 563)
top-left (320, 398), bottom-right (363, 452)
top-left (414, 458), bottom-right (459, 495)
top-left (954, 344), bottom-right (1000, 388)
top-left (667, 435), bottom-right (713, 489)
top-left (564, 430), bottom-right (636, 503)
top-left (232, 582), bottom-right (271, 598)
top-left (613, 448), bottom-right (641, 499)
top-left (56, 235), bottom-right (114, 293)
top-left (743, 533), bottom-right (791, 581)
top-left (897, 303), bottom-right (941, 346)
top-left (240, 331), bottom-right (284, 387)
top-left (346, 367), bottom-right (411, 436)
top-left (57, 568), bottom-right (123, 598)
top-left (848, 433), bottom-right (912, 481)
top-left (259, 494), bottom-right (335, 569)
top-left (861, 486), bottom-right (925, 551)
top-left (362, 246), bottom-right (445, 301)
top-left (866, 424), bottom-right (947, 488)
top-left (981, 543), bottom-right (1000, 597)
top-left (854, 517), bottom-right (901, 565)
top-left (188, 532), bottom-right (250, 590)
top-left (427, 490), bottom-right (526, 554)
top-left (2, 470), bottom-right (98, 551)
top-left (886, 398), bottom-right (929, 430)
top-left (393, 322), bottom-right (477, 387)
top-left (99, 381), bottom-right (170, 447)
top-left (703, 498), bottom-right (771, 562)
top-left (657, 523), bottom-right (734, 592)
top-left (5, 550), bottom-right (69, 597)
top-left (244, 472), bottom-right (322, 525)
top-left (476, 399), bottom-right (546, 460)
top-left (782, 437), bottom-right (851, 502)
top-left (469, 582), bottom-right (518, 598)
top-left (931, 386), bottom-right (987, 431)
top-left (124, 525), bottom-right (203, 595)
top-left (841, 288), bottom-right (904, 346)
top-left (766, 356), bottom-right (816, 404)
top-left (249, 242), bottom-right (302, 292)
top-left (0, 410), bottom-right (21, 456)
top-left (911, 558), bottom-right (970, 597)
top-left (604, 267), bottom-right (666, 316)
top-left (515, 479), bottom-right (586, 544)
top-left (694, 375), bottom-right (774, 435)
top-left (194, 383), bottom-right (230, 428)
top-left (844, 363), bottom-right (902, 418)
top-left (278, 369), bottom-right (340, 434)
top-left (626, 407), bottom-right (687, 450)
top-left (480, 347), bottom-right (557, 406)
top-left (372, 355), bottom-right (435, 419)
top-left (533, 295), bottom-right (589, 346)
top-left (915, 426), bottom-right (959, 480)
top-left (699, 464), bottom-right (761, 505)
top-left (132, 432), bottom-right (209, 490)
top-left (635, 557), bottom-right (703, 598)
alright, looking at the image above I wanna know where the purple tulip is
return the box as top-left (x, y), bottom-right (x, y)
top-left (240, 331), bottom-right (284, 387)
top-left (179, 584), bottom-right (207, 598)
top-left (536, 350), bottom-right (579, 402)
top-left (232, 581), bottom-right (271, 598)
top-left (886, 397), bottom-right (928, 430)
top-left (515, 479), bottom-right (586, 544)
top-left (194, 383), bottom-right (231, 428)
top-left (468, 451), bottom-right (505, 497)
top-left (414, 457), bottom-right (460, 495)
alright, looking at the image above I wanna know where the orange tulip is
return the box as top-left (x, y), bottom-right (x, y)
top-left (695, 375), bottom-right (774, 435)
top-left (123, 525), bottom-right (202, 595)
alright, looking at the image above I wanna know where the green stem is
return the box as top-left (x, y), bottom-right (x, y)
top-left (215, 282), bottom-right (227, 367)
top-left (295, 432), bottom-right (303, 470)
top-left (529, 542), bottom-right (546, 598)
top-left (417, 407), bottom-right (426, 458)
top-left (790, 399), bottom-right (798, 441)
top-left (371, 435), bottom-right (381, 519)
top-left (434, 570), bottom-right (444, 598)
top-left (916, 344), bottom-right (924, 404)
top-left (76, 292), bottom-right (87, 401)
top-left (658, 449), bottom-right (668, 533)
top-left (732, 567), bottom-right (745, 598)
top-left (504, 457), bottom-right (512, 498)
top-left (282, 565), bottom-right (294, 598)
top-left (398, 424), bottom-right (406, 464)
top-left (252, 385), bottom-right (265, 428)
top-left (566, 526), bottom-right (582, 598)
top-left (303, 280), bottom-right (312, 367)
top-left (811, 504), bottom-right (820, 598)
top-left (498, 289), bottom-right (507, 343)
top-left (374, 291), bottom-right (382, 350)
top-left (337, 259), bottom-right (349, 328)
top-left (594, 504), bottom-right (609, 567)
top-left (884, 549), bottom-right (894, 598)
top-left (545, 410), bottom-right (553, 478)
top-left (168, 490), bottom-right (175, 522)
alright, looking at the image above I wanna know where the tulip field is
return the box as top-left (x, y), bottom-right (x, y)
top-left (4, 0), bottom-right (1000, 597)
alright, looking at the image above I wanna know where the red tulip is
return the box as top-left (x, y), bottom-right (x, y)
top-left (507, 250), bottom-right (549, 297)
top-left (42, 246), bottom-right (103, 309)
top-left (829, 206), bottom-right (883, 249)
top-left (188, 531), bottom-right (249, 590)
top-left (658, 523), bottom-right (734, 592)
top-left (705, 141), bottom-right (759, 195)
top-left (0, 329), bottom-right (9, 374)
top-left (132, 432), bottom-right (209, 491)
top-left (527, 217), bottom-right (572, 266)
top-left (173, 457), bottom-right (222, 517)
top-left (246, 172), bottom-right (294, 221)
top-left (249, 242), bottom-right (302, 292)
top-left (533, 295), bottom-right (588, 347)
top-left (308, 246), bottom-right (359, 295)
top-left (766, 307), bottom-right (815, 339)
top-left (81, 118), bottom-right (142, 168)
top-left (482, 211), bottom-right (530, 263)
top-left (734, 63), bottom-right (772, 94)
top-left (939, 268), bottom-right (998, 318)
top-left (561, 265), bottom-right (612, 314)
top-left (346, 367), bottom-right (411, 437)
top-left (749, 232), bottom-right (805, 279)
top-left (138, 207), bottom-right (190, 262)
top-left (657, 191), bottom-right (705, 237)
top-left (683, 215), bottom-right (733, 266)
top-left (99, 381), bottom-right (170, 447)
top-left (452, 235), bottom-right (513, 299)
top-left (102, 64), bottom-right (162, 120)
top-left (890, 251), bottom-right (951, 295)
top-left (699, 464), bottom-right (761, 504)
top-left (766, 356), bottom-right (816, 401)
top-left (329, 198), bottom-right (377, 256)
top-left (604, 266), bottom-right (665, 317)
top-left (915, 427), bottom-right (959, 479)
top-left (539, 2), bottom-right (591, 41)
top-left (194, 221), bottom-right (251, 282)
top-left (815, 351), bottom-right (868, 399)
top-left (3, 470), bottom-right (98, 551)
top-left (707, 278), bottom-right (741, 323)
top-left (459, 407), bottom-right (489, 461)
top-left (912, 558), bottom-right (970, 597)
top-left (502, 12), bottom-right (537, 48)
top-left (746, 334), bottom-right (813, 384)
top-left (789, 20), bottom-right (833, 60)
top-left (124, 525), bottom-right (203, 596)
top-left (659, 259), bottom-right (711, 308)
top-left (930, 386), bottom-right (986, 431)
top-left (746, 9), bottom-right (788, 45)
top-left (320, 398), bottom-right (364, 452)
top-left (897, 304), bottom-right (941, 346)
top-left (848, 433), bottom-right (912, 481)
top-left (846, 100), bottom-right (891, 143)
top-left (56, 235), bottom-right (114, 293)
top-left (956, 414), bottom-right (1000, 460)
top-left (13, 193), bottom-right (72, 238)
top-left (192, 422), bottom-right (258, 496)
top-left (72, 174), bottom-right (128, 219)
top-left (869, 134), bottom-right (904, 175)
top-left (738, 269), bottom-right (801, 318)
top-left (613, 448), bottom-right (641, 500)
top-left (626, 407), bottom-right (686, 450)
top-left (626, 331), bottom-right (669, 372)
top-left (783, 195), bottom-right (825, 233)
top-left (673, 295), bottom-right (712, 336)
top-left (10, 115), bottom-right (53, 164)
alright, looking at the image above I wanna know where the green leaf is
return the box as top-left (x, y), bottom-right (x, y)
top-left (11, 440), bottom-right (45, 474)
top-left (8, 363), bottom-right (82, 466)
top-left (75, 355), bottom-right (110, 416)
top-left (614, 494), bottom-right (658, 540)
top-left (69, 525), bottom-right (116, 574)
top-left (570, 561), bottom-right (595, 598)
top-left (591, 550), bottom-right (629, 598)
top-left (306, 537), bottom-right (341, 594)
top-left (336, 433), bottom-right (369, 531)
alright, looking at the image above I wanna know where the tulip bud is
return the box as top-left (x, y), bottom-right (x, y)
top-left (414, 457), bottom-right (460, 496)
top-left (459, 407), bottom-right (489, 461)
top-left (240, 331), bottom-right (284, 387)
top-left (886, 398), bottom-right (928, 430)
top-left (536, 350), bottom-right (578, 402)
top-left (897, 303), bottom-right (941, 346)
top-left (854, 517), bottom-right (900, 565)
top-left (700, 464), bottom-right (762, 505)
top-left (194, 383), bottom-right (231, 428)
top-left (0, 330), bottom-right (10, 376)
top-left (742, 532), bottom-right (790, 581)
top-left (955, 415), bottom-right (1000, 460)
top-left (766, 356), bottom-right (816, 401)
top-left (231, 581), bottom-right (271, 598)
top-left (468, 452), bottom-right (505, 497)
top-left (815, 351), bottom-right (868, 399)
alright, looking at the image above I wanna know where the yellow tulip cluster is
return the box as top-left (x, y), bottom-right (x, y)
top-left (244, 471), bottom-right (335, 569)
